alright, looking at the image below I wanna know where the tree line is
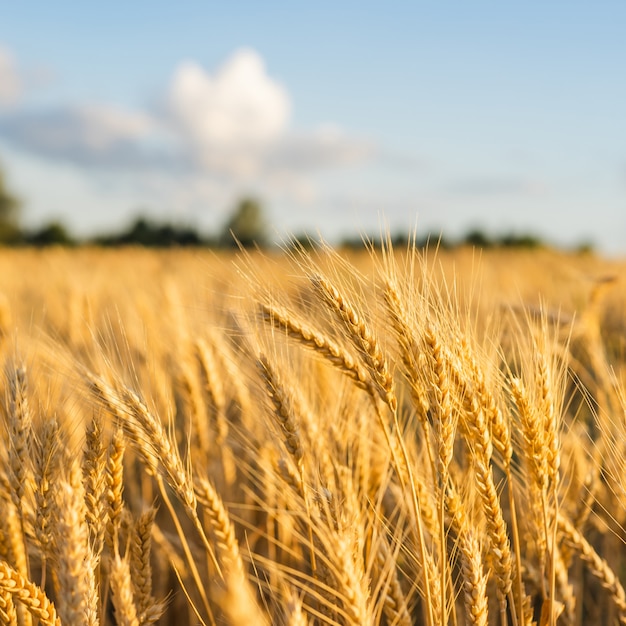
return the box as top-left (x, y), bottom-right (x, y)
top-left (0, 171), bottom-right (271, 248)
top-left (0, 166), bottom-right (593, 252)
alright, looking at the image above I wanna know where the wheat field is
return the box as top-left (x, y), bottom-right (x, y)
top-left (0, 242), bottom-right (624, 626)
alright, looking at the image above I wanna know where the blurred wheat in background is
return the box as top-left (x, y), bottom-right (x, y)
top-left (0, 242), bottom-right (625, 626)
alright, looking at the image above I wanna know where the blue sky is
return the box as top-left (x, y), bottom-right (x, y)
top-left (0, 1), bottom-right (625, 252)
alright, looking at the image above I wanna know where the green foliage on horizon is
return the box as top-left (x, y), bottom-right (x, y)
top-left (0, 162), bottom-right (596, 252)
top-left (219, 196), bottom-right (268, 248)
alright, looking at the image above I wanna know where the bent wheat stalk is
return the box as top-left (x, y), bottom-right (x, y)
top-left (558, 515), bottom-right (626, 624)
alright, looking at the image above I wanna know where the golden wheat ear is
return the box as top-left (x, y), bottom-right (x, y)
top-left (6, 366), bottom-right (34, 517)
top-left (0, 560), bottom-right (61, 626)
top-left (109, 552), bottom-right (140, 626)
top-left (558, 515), bottom-right (626, 623)
top-left (310, 272), bottom-right (398, 412)
top-left (53, 473), bottom-right (100, 625)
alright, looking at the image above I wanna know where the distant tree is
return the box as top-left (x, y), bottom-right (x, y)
top-left (390, 232), bottom-right (410, 248)
top-left (220, 197), bottom-right (268, 248)
top-left (412, 232), bottom-right (452, 250)
top-left (574, 240), bottom-right (594, 255)
top-left (286, 233), bottom-right (321, 251)
top-left (464, 229), bottom-right (494, 249)
top-left (0, 166), bottom-right (22, 243)
top-left (119, 217), bottom-right (159, 246)
top-left (94, 215), bottom-right (206, 247)
top-left (25, 221), bottom-right (74, 246)
top-left (338, 235), bottom-right (366, 250)
top-left (338, 234), bottom-right (385, 250)
top-left (499, 232), bottom-right (542, 249)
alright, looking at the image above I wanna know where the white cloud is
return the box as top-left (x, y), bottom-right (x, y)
top-left (0, 47), bottom-right (374, 181)
top-left (0, 47), bottom-right (21, 106)
top-left (0, 104), bottom-right (172, 168)
top-left (67, 105), bottom-right (155, 150)
top-left (166, 48), bottom-right (291, 175)
top-left (0, 46), bottom-right (376, 220)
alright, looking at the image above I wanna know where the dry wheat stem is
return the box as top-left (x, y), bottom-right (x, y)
top-left (372, 535), bottom-right (412, 626)
top-left (154, 474), bottom-right (216, 621)
top-left (195, 337), bottom-right (229, 445)
top-left (370, 397), bottom-right (436, 626)
top-left (178, 361), bottom-right (211, 457)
